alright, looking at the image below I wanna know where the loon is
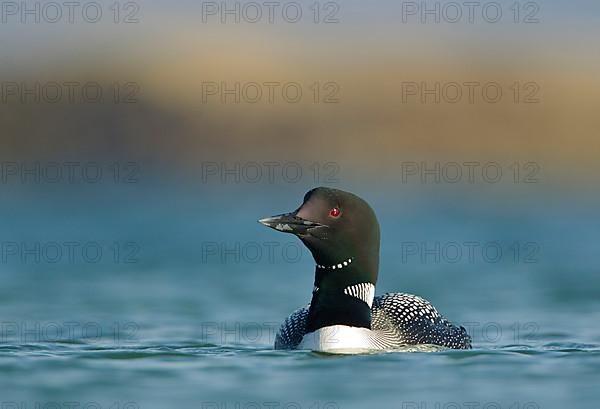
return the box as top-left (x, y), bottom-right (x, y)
top-left (258, 187), bottom-right (472, 353)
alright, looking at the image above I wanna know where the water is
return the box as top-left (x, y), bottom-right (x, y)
top-left (1, 182), bottom-right (599, 409)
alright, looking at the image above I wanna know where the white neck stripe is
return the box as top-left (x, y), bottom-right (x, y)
top-left (343, 283), bottom-right (375, 308)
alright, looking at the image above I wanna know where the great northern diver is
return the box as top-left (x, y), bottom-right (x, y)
top-left (259, 187), bottom-right (472, 353)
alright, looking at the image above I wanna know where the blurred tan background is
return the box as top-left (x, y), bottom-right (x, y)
top-left (1, 0), bottom-right (599, 190)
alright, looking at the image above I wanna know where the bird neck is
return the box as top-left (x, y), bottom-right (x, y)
top-left (306, 263), bottom-right (376, 333)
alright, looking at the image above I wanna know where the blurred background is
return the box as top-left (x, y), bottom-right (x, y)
top-left (0, 0), bottom-right (599, 408)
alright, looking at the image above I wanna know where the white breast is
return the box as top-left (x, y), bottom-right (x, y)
top-left (298, 325), bottom-right (380, 354)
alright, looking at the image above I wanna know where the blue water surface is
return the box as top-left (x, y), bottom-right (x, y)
top-left (0, 181), bottom-right (598, 409)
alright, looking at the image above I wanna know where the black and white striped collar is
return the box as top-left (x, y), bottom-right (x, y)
top-left (312, 282), bottom-right (376, 308)
top-left (343, 282), bottom-right (375, 308)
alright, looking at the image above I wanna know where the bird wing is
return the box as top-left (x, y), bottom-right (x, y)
top-left (274, 304), bottom-right (310, 349)
top-left (372, 292), bottom-right (472, 349)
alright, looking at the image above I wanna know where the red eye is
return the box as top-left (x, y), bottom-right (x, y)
top-left (329, 207), bottom-right (341, 218)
